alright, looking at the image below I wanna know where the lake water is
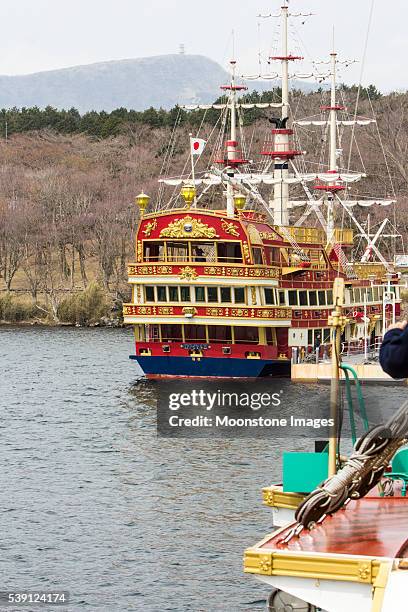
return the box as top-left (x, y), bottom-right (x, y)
top-left (1, 327), bottom-right (406, 611)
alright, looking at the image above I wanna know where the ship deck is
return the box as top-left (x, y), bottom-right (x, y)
top-left (245, 496), bottom-right (408, 586)
top-left (260, 497), bottom-right (408, 558)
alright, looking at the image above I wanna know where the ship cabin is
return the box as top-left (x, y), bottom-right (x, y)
top-left (123, 199), bottom-right (400, 376)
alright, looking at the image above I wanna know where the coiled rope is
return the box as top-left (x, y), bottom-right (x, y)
top-left (295, 399), bottom-right (408, 530)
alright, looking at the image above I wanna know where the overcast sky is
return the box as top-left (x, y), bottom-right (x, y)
top-left (0, 1), bottom-right (404, 91)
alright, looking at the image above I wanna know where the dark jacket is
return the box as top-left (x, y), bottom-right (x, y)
top-left (379, 326), bottom-right (408, 379)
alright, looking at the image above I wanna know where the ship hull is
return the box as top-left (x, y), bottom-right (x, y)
top-left (130, 355), bottom-right (290, 379)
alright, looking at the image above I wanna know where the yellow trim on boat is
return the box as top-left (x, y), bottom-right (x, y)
top-left (262, 486), bottom-right (305, 509)
top-left (371, 562), bottom-right (392, 612)
top-left (244, 546), bottom-right (383, 585)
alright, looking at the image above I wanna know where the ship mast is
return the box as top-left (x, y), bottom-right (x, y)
top-left (327, 50), bottom-right (339, 243)
top-left (329, 52), bottom-right (337, 172)
top-left (216, 59), bottom-right (248, 218)
top-left (281, 2), bottom-right (290, 120)
top-left (227, 60), bottom-right (238, 218)
top-left (269, 2), bottom-right (303, 226)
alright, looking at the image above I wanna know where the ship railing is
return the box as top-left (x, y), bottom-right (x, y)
top-left (278, 226), bottom-right (354, 245)
top-left (292, 345), bottom-right (332, 364)
top-left (142, 256), bottom-right (243, 264)
top-left (292, 339), bottom-right (382, 365)
top-left (341, 339), bottom-right (382, 359)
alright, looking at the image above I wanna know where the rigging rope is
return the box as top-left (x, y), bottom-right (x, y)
top-left (346, 0), bottom-right (375, 174)
top-left (295, 400), bottom-right (408, 530)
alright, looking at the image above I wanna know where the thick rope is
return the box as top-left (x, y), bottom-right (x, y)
top-left (295, 400), bottom-right (408, 529)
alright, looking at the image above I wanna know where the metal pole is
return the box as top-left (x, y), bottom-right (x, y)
top-left (364, 291), bottom-right (368, 361)
top-left (189, 133), bottom-right (197, 208)
top-left (328, 278), bottom-right (344, 477)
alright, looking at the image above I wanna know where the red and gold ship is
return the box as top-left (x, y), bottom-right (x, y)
top-left (123, 201), bottom-right (401, 378)
top-left (123, 7), bottom-right (403, 380)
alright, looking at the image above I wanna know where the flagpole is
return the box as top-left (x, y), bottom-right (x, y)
top-left (189, 133), bottom-right (197, 208)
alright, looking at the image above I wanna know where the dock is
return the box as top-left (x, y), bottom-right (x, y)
top-left (291, 360), bottom-right (403, 382)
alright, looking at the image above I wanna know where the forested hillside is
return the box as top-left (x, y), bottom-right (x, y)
top-left (0, 86), bottom-right (407, 324)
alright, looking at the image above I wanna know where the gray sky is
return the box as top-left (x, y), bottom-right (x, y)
top-left (0, 1), bottom-right (404, 91)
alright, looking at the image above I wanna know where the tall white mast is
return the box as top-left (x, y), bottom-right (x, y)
top-left (281, 3), bottom-right (289, 120)
top-left (329, 52), bottom-right (337, 172)
top-left (269, 2), bottom-right (302, 227)
top-left (226, 60), bottom-right (238, 218)
top-left (326, 50), bottom-right (339, 242)
top-left (217, 58), bottom-right (248, 218)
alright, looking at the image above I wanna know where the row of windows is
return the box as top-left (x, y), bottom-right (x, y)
top-left (271, 289), bottom-right (334, 307)
top-left (348, 285), bottom-right (399, 304)
top-left (143, 241), bottom-right (243, 264)
top-left (144, 285), bottom-right (246, 305)
top-left (142, 285), bottom-right (339, 307)
top-left (143, 284), bottom-right (400, 308)
top-left (142, 241), bottom-right (327, 268)
top-left (140, 324), bottom-right (275, 345)
top-left (271, 286), bottom-right (400, 307)
top-left (308, 328), bottom-right (331, 345)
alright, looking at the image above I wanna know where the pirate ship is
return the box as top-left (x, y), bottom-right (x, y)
top-left (123, 2), bottom-right (403, 379)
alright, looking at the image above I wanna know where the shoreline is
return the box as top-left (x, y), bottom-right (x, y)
top-left (0, 319), bottom-right (125, 329)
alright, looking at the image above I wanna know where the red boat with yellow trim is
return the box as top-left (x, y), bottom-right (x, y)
top-left (123, 2), bottom-right (403, 380)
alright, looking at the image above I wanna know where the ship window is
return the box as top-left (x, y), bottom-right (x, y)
top-left (168, 286), bottom-right (179, 302)
top-left (366, 288), bottom-right (373, 302)
top-left (234, 287), bottom-right (245, 304)
top-left (234, 326), bottom-right (259, 344)
top-left (143, 241), bottom-right (164, 262)
top-left (145, 286), bottom-right (155, 302)
top-left (279, 291), bottom-right (286, 305)
top-left (217, 242), bottom-right (242, 263)
top-left (309, 291), bottom-right (318, 306)
top-left (299, 291), bottom-right (308, 306)
top-left (220, 287), bottom-right (232, 303)
top-left (191, 242), bottom-right (215, 262)
top-left (184, 325), bottom-right (206, 342)
top-left (264, 288), bottom-right (275, 305)
top-left (207, 287), bottom-right (218, 302)
top-left (373, 287), bottom-right (379, 301)
top-left (268, 247), bottom-right (280, 266)
top-left (327, 290), bottom-right (333, 305)
top-left (161, 324), bottom-right (183, 342)
top-left (323, 328), bottom-right (331, 343)
top-left (318, 290), bottom-right (326, 306)
top-left (288, 290), bottom-right (298, 306)
top-left (208, 325), bottom-right (232, 343)
top-left (157, 286), bottom-right (167, 302)
top-left (266, 328), bottom-right (277, 345)
top-left (149, 325), bottom-right (160, 341)
top-left (252, 247), bottom-right (264, 265)
top-left (166, 241), bottom-right (189, 262)
top-left (180, 286), bottom-right (191, 302)
top-left (195, 287), bottom-right (206, 302)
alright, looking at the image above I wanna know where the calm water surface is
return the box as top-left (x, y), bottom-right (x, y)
top-left (1, 327), bottom-right (406, 612)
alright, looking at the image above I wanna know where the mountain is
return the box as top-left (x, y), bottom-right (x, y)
top-left (0, 54), bottom-right (322, 113)
top-left (0, 55), bottom-right (230, 113)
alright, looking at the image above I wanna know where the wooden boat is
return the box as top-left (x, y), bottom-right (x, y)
top-left (245, 494), bottom-right (408, 612)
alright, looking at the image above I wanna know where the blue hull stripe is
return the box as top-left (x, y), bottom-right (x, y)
top-left (129, 355), bottom-right (290, 378)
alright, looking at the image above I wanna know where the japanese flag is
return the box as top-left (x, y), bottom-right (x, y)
top-left (190, 137), bottom-right (206, 156)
